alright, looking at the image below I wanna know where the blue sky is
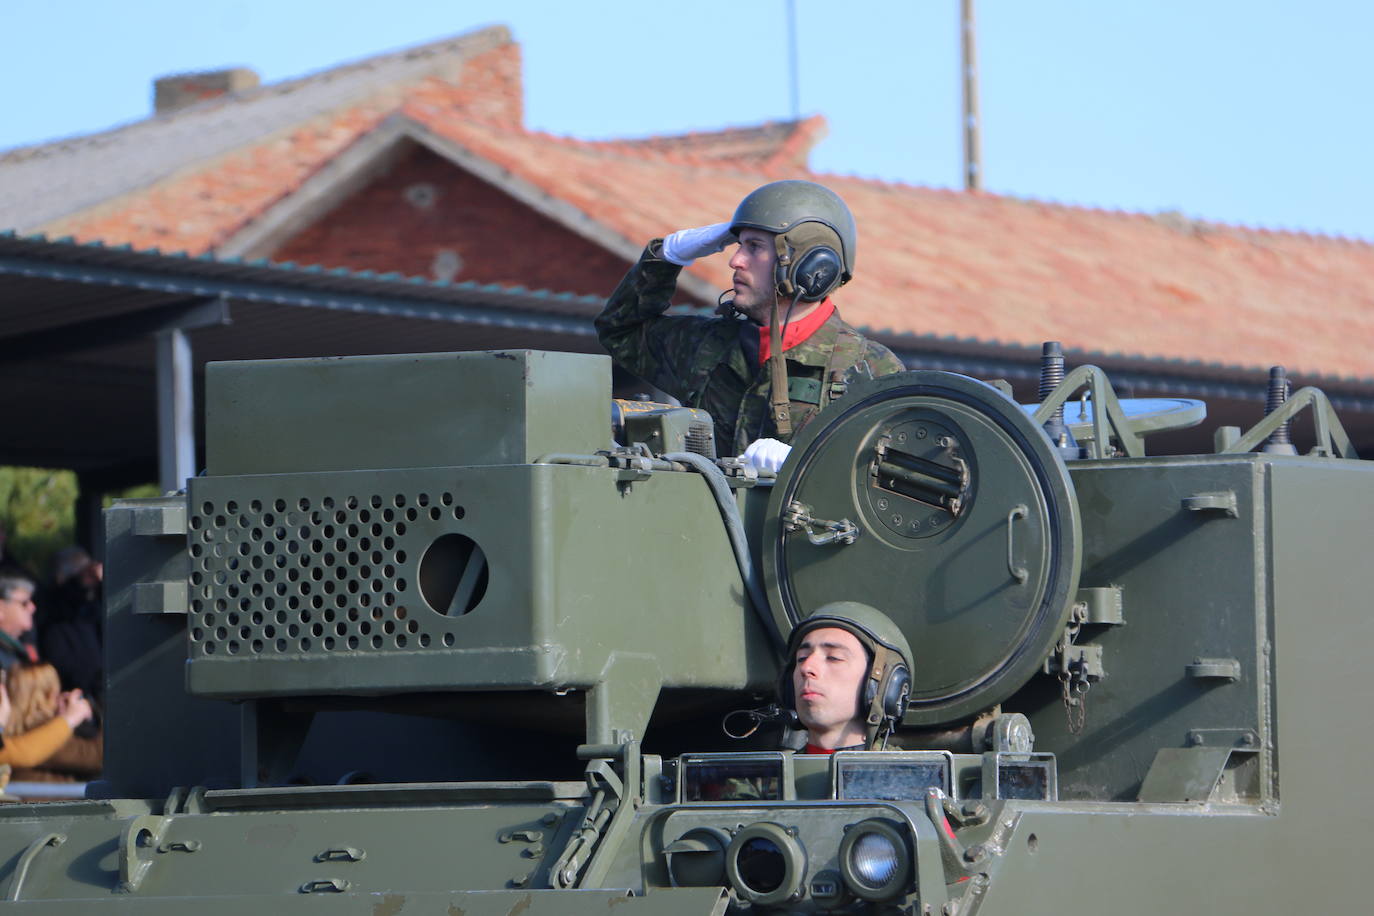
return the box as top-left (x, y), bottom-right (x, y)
top-left (5, 0), bottom-right (1372, 240)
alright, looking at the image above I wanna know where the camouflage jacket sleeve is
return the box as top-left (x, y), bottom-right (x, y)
top-left (595, 241), bottom-right (727, 402)
top-left (863, 339), bottom-right (905, 377)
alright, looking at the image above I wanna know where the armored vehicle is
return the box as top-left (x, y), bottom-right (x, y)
top-left (0, 347), bottom-right (1366, 913)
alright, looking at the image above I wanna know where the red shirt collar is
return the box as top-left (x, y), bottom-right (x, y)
top-left (758, 298), bottom-right (835, 364)
top-left (802, 742), bottom-right (866, 755)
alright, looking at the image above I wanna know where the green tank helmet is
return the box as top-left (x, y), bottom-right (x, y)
top-left (780, 601), bottom-right (914, 747)
top-left (730, 180), bottom-right (857, 301)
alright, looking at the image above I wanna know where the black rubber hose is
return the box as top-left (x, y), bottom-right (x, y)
top-left (664, 452), bottom-right (785, 654)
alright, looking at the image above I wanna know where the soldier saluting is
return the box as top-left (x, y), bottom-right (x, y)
top-left (596, 180), bottom-right (903, 466)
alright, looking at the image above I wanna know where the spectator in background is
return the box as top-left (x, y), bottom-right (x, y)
top-left (39, 548), bottom-right (103, 704)
top-left (0, 577), bottom-right (102, 779)
top-left (0, 663), bottom-right (96, 775)
top-left (0, 576), bottom-right (39, 669)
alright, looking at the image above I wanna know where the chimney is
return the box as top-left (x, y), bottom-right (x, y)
top-left (153, 68), bottom-right (260, 114)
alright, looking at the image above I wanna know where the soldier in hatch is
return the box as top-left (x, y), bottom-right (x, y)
top-left (781, 602), bottom-right (913, 753)
top-left (703, 603), bottom-right (912, 799)
top-left (596, 181), bottom-right (903, 468)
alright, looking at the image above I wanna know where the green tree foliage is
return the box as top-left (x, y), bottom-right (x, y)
top-left (0, 469), bottom-right (159, 582)
top-left (0, 467), bottom-right (77, 580)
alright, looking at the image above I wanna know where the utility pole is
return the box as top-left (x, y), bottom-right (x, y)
top-left (786, 0), bottom-right (801, 119)
top-left (961, 0), bottom-right (982, 190)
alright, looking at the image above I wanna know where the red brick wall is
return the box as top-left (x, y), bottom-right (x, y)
top-left (272, 143), bottom-right (633, 296)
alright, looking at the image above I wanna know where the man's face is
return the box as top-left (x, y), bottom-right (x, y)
top-left (79, 561), bottom-right (103, 589)
top-left (792, 626), bottom-right (869, 747)
top-left (0, 589), bottom-right (35, 638)
top-left (727, 228), bottom-right (779, 324)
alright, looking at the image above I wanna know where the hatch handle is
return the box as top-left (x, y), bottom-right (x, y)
top-left (1182, 492), bottom-right (1238, 518)
top-left (783, 500), bottom-right (859, 546)
top-left (1186, 657), bottom-right (1242, 681)
top-left (5, 833), bottom-right (65, 902)
top-left (1005, 505), bottom-right (1029, 583)
top-left (300, 878), bottom-right (352, 894)
top-left (157, 840), bottom-right (202, 854)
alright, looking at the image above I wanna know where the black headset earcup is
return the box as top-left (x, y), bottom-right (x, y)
top-left (791, 246), bottom-right (842, 301)
top-left (882, 664), bottom-right (911, 720)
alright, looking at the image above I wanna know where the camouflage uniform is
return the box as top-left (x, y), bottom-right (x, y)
top-left (597, 240), bottom-right (905, 456)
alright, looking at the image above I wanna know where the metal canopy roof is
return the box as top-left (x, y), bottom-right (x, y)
top-left (0, 232), bottom-right (604, 482)
top-left (2, 232), bottom-right (1371, 489)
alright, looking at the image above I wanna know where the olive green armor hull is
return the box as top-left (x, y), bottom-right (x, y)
top-left (0, 351), bottom-right (1365, 914)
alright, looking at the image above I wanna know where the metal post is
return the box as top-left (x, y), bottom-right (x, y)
top-left (961, 0), bottom-right (983, 191)
top-left (156, 328), bottom-right (195, 493)
top-left (786, 0), bottom-right (801, 119)
top-left (74, 472), bottom-right (104, 560)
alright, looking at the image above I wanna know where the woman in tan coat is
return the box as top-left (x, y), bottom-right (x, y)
top-left (0, 663), bottom-right (93, 769)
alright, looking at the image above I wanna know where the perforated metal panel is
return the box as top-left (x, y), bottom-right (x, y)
top-left (183, 466), bottom-right (516, 698)
top-left (183, 462), bottom-right (774, 703)
top-left (187, 485), bottom-right (481, 660)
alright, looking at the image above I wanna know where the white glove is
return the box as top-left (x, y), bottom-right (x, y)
top-left (662, 222), bottom-right (734, 266)
top-left (742, 438), bottom-right (792, 473)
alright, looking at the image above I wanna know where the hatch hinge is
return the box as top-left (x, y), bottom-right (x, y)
top-left (1076, 586), bottom-right (1125, 625)
top-left (870, 434), bottom-right (969, 517)
top-left (1043, 590), bottom-right (1122, 734)
top-left (550, 738), bottom-right (642, 890)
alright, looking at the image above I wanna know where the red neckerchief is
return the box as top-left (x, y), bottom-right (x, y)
top-left (757, 299), bottom-right (835, 365)
top-left (803, 742), bottom-right (866, 755)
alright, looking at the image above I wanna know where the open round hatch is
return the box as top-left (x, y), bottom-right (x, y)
top-left (764, 371), bottom-right (1082, 727)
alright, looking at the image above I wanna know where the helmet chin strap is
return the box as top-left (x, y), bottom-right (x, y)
top-left (864, 645), bottom-right (894, 750)
top-left (768, 292), bottom-right (802, 439)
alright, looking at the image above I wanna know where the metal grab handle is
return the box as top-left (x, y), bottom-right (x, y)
top-left (1006, 505), bottom-right (1028, 583)
top-left (5, 833), bottom-right (65, 902)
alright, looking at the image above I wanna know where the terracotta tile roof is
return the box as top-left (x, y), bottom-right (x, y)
top-left (4, 26), bottom-right (1372, 383)
top-left (0, 27), bottom-right (518, 231)
top-left (400, 111), bottom-right (1374, 382)
top-left (604, 116), bottom-right (827, 173)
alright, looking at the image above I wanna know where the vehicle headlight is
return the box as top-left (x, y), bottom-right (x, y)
top-left (839, 819), bottom-right (911, 902)
top-left (725, 822), bottom-right (807, 906)
top-left (664, 827), bottom-right (729, 888)
top-left (851, 832), bottom-right (900, 885)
